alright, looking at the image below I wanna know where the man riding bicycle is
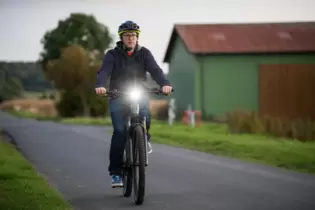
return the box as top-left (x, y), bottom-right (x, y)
top-left (95, 20), bottom-right (173, 187)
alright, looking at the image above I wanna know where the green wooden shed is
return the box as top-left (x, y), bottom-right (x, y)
top-left (163, 22), bottom-right (315, 120)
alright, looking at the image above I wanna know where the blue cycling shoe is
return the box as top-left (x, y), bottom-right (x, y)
top-left (111, 175), bottom-right (123, 188)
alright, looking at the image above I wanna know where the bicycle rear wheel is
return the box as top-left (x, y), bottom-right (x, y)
top-left (132, 124), bottom-right (146, 205)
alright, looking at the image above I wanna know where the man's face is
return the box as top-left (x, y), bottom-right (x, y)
top-left (122, 31), bottom-right (138, 49)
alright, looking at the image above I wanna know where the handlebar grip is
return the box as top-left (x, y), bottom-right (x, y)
top-left (159, 87), bottom-right (174, 93)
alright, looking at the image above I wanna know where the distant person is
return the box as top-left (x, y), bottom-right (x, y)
top-left (95, 20), bottom-right (173, 187)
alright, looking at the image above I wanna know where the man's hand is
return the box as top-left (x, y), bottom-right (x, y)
top-left (95, 87), bottom-right (107, 95)
top-left (161, 85), bottom-right (172, 94)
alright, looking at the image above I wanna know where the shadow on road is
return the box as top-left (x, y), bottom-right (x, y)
top-left (68, 191), bottom-right (207, 210)
top-left (69, 193), bottom-right (147, 210)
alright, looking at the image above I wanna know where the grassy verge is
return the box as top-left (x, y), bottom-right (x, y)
top-left (5, 110), bottom-right (112, 126)
top-left (150, 122), bottom-right (315, 174)
top-left (60, 117), bottom-right (112, 125)
top-left (6, 110), bottom-right (61, 121)
top-left (0, 131), bottom-right (72, 210)
top-left (5, 110), bottom-right (315, 174)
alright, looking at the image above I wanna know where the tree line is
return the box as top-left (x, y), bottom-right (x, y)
top-left (0, 61), bottom-right (52, 102)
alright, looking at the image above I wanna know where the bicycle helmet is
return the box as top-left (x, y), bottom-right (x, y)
top-left (118, 20), bottom-right (140, 36)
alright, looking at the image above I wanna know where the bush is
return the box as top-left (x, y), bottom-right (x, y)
top-left (49, 93), bottom-right (56, 100)
top-left (150, 100), bottom-right (169, 120)
top-left (227, 110), bottom-right (315, 142)
top-left (89, 95), bottom-right (109, 117)
top-left (39, 92), bottom-right (48, 99)
top-left (56, 91), bottom-right (82, 117)
top-left (154, 104), bottom-right (168, 120)
top-left (56, 91), bottom-right (109, 118)
top-left (227, 111), bottom-right (265, 134)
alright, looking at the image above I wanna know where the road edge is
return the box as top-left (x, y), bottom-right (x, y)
top-left (1, 129), bottom-right (19, 149)
top-left (0, 128), bottom-right (74, 210)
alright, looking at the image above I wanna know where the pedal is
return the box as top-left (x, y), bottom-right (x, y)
top-left (112, 185), bottom-right (123, 188)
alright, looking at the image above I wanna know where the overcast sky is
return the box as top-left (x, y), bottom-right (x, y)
top-left (0, 0), bottom-right (314, 73)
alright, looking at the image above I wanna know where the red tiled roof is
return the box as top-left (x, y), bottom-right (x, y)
top-left (163, 22), bottom-right (315, 62)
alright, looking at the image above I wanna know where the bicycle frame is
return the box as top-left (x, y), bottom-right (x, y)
top-left (105, 86), bottom-right (173, 166)
top-left (104, 86), bottom-right (174, 204)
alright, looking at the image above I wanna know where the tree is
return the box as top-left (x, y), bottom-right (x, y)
top-left (0, 68), bottom-right (23, 102)
top-left (38, 13), bottom-right (113, 72)
top-left (47, 45), bottom-right (103, 116)
top-left (37, 13), bottom-right (113, 117)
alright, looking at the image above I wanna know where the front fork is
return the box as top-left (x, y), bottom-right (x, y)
top-left (127, 117), bottom-right (148, 167)
top-left (126, 117), bottom-right (132, 167)
top-left (132, 103), bottom-right (149, 167)
top-left (143, 116), bottom-right (149, 166)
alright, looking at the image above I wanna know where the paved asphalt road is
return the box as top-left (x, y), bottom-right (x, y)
top-left (1, 111), bottom-right (315, 210)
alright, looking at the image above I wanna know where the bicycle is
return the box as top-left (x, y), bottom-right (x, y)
top-left (105, 86), bottom-right (174, 205)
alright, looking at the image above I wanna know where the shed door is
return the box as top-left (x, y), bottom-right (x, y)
top-left (259, 64), bottom-right (315, 120)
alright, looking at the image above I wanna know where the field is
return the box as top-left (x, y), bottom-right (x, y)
top-left (0, 98), bottom-right (57, 117)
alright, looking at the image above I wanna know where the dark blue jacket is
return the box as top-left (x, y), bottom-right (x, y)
top-left (95, 41), bottom-right (171, 91)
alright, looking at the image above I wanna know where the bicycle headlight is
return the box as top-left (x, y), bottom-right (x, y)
top-left (128, 87), bottom-right (142, 101)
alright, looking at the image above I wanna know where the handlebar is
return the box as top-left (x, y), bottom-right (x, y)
top-left (104, 87), bottom-right (174, 97)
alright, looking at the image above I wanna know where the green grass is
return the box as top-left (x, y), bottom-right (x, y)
top-left (6, 110), bottom-right (112, 126)
top-left (0, 132), bottom-right (72, 210)
top-left (150, 122), bottom-right (315, 174)
top-left (22, 91), bottom-right (43, 99)
top-left (5, 110), bottom-right (315, 174)
top-left (6, 110), bottom-right (61, 121)
top-left (22, 90), bottom-right (59, 100)
top-left (60, 117), bottom-right (112, 125)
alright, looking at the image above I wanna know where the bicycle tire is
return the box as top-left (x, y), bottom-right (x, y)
top-left (132, 124), bottom-right (146, 205)
top-left (122, 139), bottom-right (132, 197)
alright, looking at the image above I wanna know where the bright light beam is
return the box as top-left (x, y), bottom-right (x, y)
top-left (128, 87), bottom-right (142, 101)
